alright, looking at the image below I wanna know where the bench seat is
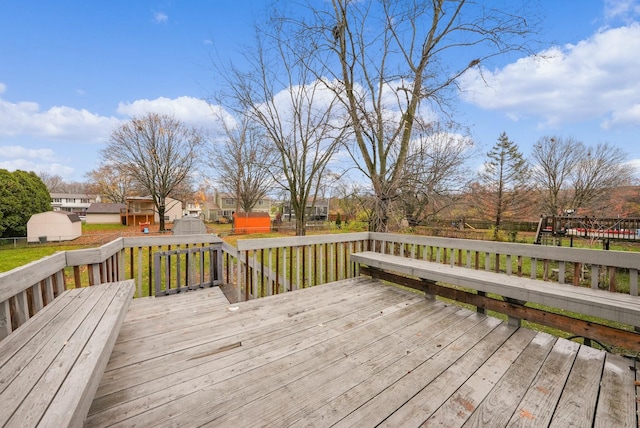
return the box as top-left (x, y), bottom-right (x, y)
top-left (0, 280), bottom-right (134, 427)
top-left (351, 251), bottom-right (640, 327)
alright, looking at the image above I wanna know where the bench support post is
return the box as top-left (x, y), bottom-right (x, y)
top-left (508, 316), bottom-right (521, 327)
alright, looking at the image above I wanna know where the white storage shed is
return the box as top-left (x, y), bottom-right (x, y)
top-left (27, 211), bottom-right (82, 243)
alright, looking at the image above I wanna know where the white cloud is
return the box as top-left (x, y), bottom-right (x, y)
top-left (117, 96), bottom-right (227, 130)
top-left (459, 23), bottom-right (640, 129)
top-left (0, 94), bottom-right (120, 142)
top-left (0, 146), bottom-right (56, 161)
top-left (604, 0), bottom-right (640, 22)
top-left (0, 158), bottom-right (74, 178)
top-left (153, 12), bottom-right (168, 23)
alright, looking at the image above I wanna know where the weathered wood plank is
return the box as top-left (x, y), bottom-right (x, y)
top-left (0, 289), bottom-right (101, 390)
top-left (11, 290), bottom-right (29, 328)
top-left (504, 339), bottom-right (580, 426)
top-left (549, 345), bottom-right (606, 427)
top-left (331, 317), bottom-right (505, 428)
top-left (0, 286), bottom-right (112, 425)
top-left (376, 324), bottom-right (519, 427)
top-left (38, 281), bottom-right (134, 427)
top-left (236, 232), bottom-right (370, 251)
top-left (0, 252), bottom-right (67, 302)
top-left (419, 328), bottom-right (538, 427)
top-left (594, 353), bottom-right (637, 427)
top-left (461, 332), bottom-right (557, 427)
top-left (0, 299), bottom-right (10, 339)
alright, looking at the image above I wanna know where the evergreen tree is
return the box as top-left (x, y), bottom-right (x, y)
top-left (0, 169), bottom-right (52, 237)
top-left (477, 133), bottom-right (530, 239)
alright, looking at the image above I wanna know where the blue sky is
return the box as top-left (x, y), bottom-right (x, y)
top-left (1, 0), bottom-right (640, 183)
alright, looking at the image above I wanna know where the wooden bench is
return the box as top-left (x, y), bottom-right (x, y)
top-left (351, 251), bottom-right (640, 349)
top-left (0, 280), bottom-right (135, 427)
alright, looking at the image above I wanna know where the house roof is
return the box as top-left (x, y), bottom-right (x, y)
top-left (50, 193), bottom-right (95, 199)
top-left (87, 203), bottom-right (126, 214)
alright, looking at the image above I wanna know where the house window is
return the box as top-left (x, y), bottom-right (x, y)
top-left (81, 199), bottom-right (89, 204)
top-left (52, 198), bottom-right (61, 203)
top-left (224, 198), bottom-right (234, 205)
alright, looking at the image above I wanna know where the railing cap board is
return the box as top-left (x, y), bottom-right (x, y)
top-left (122, 234), bottom-right (223, 248)
top-left (0, 252), bottom-right (67, 301)
top-left (237, 232), bottom-right (369, 251)
top-left (65, 238), bottom-right (125, 266)
top-left (370, 232), bottom-right (640, 269)
top-left (352, 251), bottom-right (640, 326)
top-left (221, 241), bottom-right (238, 257)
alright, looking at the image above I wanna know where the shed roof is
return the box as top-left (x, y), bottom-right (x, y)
top-left (61, 212), bottom-right (82, 223)
top-left (233, 212), bottom-right (271, 218)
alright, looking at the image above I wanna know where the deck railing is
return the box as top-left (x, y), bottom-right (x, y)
top-left (2, 231), bottom-right (639, 341)
top-left (0, 234), bottom-right (224, 340)
top-left (233, 232), bottom-right (371, 302)
top-left (366, 232), bottom-right (638, 295)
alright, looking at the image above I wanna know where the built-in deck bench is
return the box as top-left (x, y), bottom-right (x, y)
top-left (0, 280), bottom-right (135, 427)
top-left (352, 251), bottom-right (640, 351)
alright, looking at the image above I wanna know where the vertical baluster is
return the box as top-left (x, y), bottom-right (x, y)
top-left (0, 299), bottom-right (11, 339)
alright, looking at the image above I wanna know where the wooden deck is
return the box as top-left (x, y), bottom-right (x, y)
top-left (86, 278), bottom-right (638, 427)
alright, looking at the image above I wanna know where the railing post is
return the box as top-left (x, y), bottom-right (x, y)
top-left (154, 252), bottom-right (162, 296)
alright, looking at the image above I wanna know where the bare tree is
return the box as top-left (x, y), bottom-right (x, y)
top-left (477, 132), bottom-right (530, 238)
top-left (572, 142), bottom-right (636, 214)
top-left (208, 113), bottom-right (277, 214)
top-left (219, 22), bottom-right (348, 236)
top-left (101, 113), bottom-right (203, 231)
top-left (399, 122), bottom-right (475, 225)
top-left (85, 163), bottom-right (135, 203)
top-left (38, 172), bottom-right (66, 193)
top-left (532, 137), bottom-right (636, 215)
top-left (531, 136), bottom-right (583, 215)
top-left (290, 0), bottom-right (537, 231)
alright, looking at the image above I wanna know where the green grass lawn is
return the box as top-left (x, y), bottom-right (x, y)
top-left (0, 245), bottom-right (80, 272)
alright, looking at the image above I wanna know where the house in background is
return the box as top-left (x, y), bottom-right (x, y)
top-left (214, 191), bottom-right (272, 222)
top-left (280, 198), bottom-right (329, 221)
top-left (85, 203), bottom-right (127, 224)
top-left (27, 211), bottom-right (82, 243)
top-left (50, 193), bottom-right (99, 218)
top-left (123, 196), bottom-right (182, 226)
top-left (199, 200), bottom-right (221, 223)
top-left (184, 201), bottom-right (203, 218)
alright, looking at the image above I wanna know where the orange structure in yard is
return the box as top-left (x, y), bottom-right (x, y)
top-left (233, 212), bottom-right (271, 234)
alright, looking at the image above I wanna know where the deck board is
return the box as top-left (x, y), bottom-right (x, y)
top-left (86, 278), bottom-right (638, 427)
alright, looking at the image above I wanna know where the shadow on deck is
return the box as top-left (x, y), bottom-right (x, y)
top-left (86, 278), bottom-right (638, 427)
